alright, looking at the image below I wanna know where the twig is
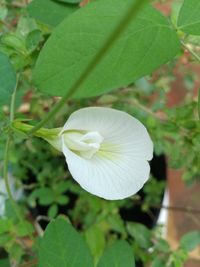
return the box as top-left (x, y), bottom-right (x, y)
top-left (181, 40), bottom-right (200, 63)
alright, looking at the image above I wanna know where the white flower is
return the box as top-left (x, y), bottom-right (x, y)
top-left (59, 107), bottom-right (153, 200)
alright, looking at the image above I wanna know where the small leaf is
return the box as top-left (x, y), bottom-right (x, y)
top-left (38, 218), bottom-right (93, 267)
top-left (177, 0), bottom-right (200, 35)
top-left (56, 195), bottom-right (69, 205)
top-left (97, 240), bottom-right (135, 267)
top-left (26, 30), bottom-right (42, 52)
top-left (17, 221), bottom-right (35, 237)
top-left (154, 239), bottom-right (170, 253)
top-left (126, 222), bottom-right (152, 249)
top-left (27, 0), bottom-right (79, 27)
top-left (48, 204), bottom-right (58, 218)
top-left (33, 187), bottom-right (54, 205)
top-left (85, 225), bottom-right (106, 264)
top-left (0, 219), bottom-right (13, 234)
top-left (33, 0), bottom-right (180, 98)
top-left (151, 258), bottom-right (166, 267)
top-left (0, 52), bottom-right (16, 107)
top-left (180, 231), bottom-right (200, 252)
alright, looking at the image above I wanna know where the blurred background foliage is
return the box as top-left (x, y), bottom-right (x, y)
top-left (0, 0), bottom-right (200, 266)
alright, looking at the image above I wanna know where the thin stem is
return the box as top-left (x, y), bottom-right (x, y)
top-left (181, 40), bottom-right (200, 63)
top-left (123, 98), bottom-right (167, 122)
top-left (3, 137), bottom-right (15, 210)
top-left (10, 76), bottom-right (18, 122)
top-left (198, 89), bottom-right (200, 120)
top-left (3, 77), bottom-right (35, 242)
top-left (28, 0), bottom-right (148, 136)
top-left (3, 135), bottom-right (35, 239)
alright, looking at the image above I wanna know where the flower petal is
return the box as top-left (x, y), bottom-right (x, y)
top-left (61, 107), bottom-right (153, 200)
top-left (62, 143), bottom-right (150, 200)
top-left (62, 107), bottom-right (153, 160)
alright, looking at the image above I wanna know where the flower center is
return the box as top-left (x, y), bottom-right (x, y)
top-left (62, 131), bottom-right (104, 159)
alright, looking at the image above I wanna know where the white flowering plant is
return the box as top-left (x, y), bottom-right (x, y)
top-left (0, 0), bottom-right (200, 266)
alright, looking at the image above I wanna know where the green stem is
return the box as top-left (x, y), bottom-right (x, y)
top-left (198, 89), bottom-right (200, 120)
top-left (3, 137), bottom-right (15, 210)
top-left (10, 77), bottom-right (18, 122)
top-left (3, 135), bottom-right (34, 241)
top-left (12, 120), bottom-right (62, 151)
top-left (181, 40), bottom-right (200, 63)
top-left (28, 0), bottom-right (148, 136)
top-left (3, 77), bottom-right (35, 242)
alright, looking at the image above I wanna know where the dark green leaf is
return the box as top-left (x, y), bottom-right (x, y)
top-left (27, 0), bottom-right (79, 27)
top-left (0, 258), bottom-right (10, 267)
top-left (177, 0), bottom-right (200, 35)
top-left (33, 0), bottom-right (180, 98)
top-left (0, 52), bottom-right (16, 107)
top-left (180, 231), bottom-right (200, 252)
top-left (97, 240), bottom-right (135, 267)
top-left (38, 218), bottom-right (93, 267)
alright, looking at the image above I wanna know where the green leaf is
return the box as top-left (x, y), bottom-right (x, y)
top-left (151, 258), bottom-right (166, 267)
top-left (55, 0), bottom-right (82, 3)
top-left (180, 231), bottom-right (200, 252)
top-left (38, 218), bottom-right (93, 267)
top-left (17, 221), bottom-right (35, 237)
top-left (85, 225), bottom-right (106, 265)
top-left (126, 222), bottom-right (152, 249)
top-left (31, 187), bottom-right (55, 205)
top-left (26, 30), bottom-right (42, 53)
top-left (97, 240), bottom-right (135, 267)
top-left (0, 52), bottom-right (16, 107)
top-left (48, 204), bottom-right (58, 218)
top-left (33, 0), bottom-right (180, 99)
top-left (177, 0), bottom-right (200, 35)
top-left (56, 195), bottom-right (69, 205)
top-left (27, 0), bottom-right (79, 27)
top-left (0, 219), bottom-right (13, 234)
top-left (0, 259), bottom-right (10, 267)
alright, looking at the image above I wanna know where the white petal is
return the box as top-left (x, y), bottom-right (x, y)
top-left (62, 143), bottom-right (150, 200)
top-left (61, 107), bottom-right (153, 200)
top-left (63, 107), bottom-right (153, 160)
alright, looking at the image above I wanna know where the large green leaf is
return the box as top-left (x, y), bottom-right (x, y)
top-left (33, 0), bottom-right (180, 98)
top-left (0, 52), bottom-right (16, 107)
top-left (97, 240), bottom-right (135, 267)
top-left (177, 0), bottom-right (200, 35)
top-left (38, 218), bottom-right (93, 267)
top-left (27, 0), bottom-right (79, 27)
